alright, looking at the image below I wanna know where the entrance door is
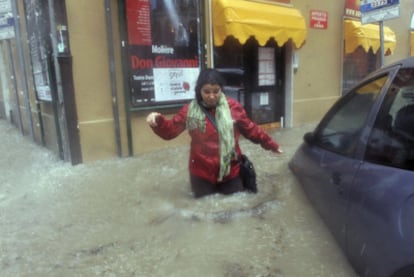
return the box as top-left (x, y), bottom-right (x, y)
top-left (215, 37), bottom-right (285, 125)
top-left (244, 40), bottom-right (285, 124)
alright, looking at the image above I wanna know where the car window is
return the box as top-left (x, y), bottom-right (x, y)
top-left (315, 75), bottom-right (387, 156)
top-left (365, 69), bottom-right (414, 170)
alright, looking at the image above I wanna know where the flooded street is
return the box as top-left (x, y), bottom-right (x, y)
top-left (0, 120), bottom-right (357, 277)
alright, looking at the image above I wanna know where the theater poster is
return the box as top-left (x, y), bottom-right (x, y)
top-left (126, 0), bottom-right (200, 107)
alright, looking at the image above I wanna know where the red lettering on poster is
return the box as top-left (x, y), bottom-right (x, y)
top-left (154, 56), bottom-right (199, 68)
top-left (131, 55), bottom-right (153, 69)
top-left (126, 0), bottom-right (152, 45)
top-left (130, 55), bottom-right (200, 69)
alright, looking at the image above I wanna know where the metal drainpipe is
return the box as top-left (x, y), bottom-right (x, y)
top-left (207, 0), bottom-right (214, 68)
top-left (47, 0), bottom-right (70, 161)
top-left (6, 40), bottom-right (23, 134)
top-left (379, 21), bottom-right (385, 67)
top-left (11, 0), bottom-right (34, 141)
top-left (116, 1), bottom-right (133, 157)
top-left (104, 0), bottom-right (122, 157)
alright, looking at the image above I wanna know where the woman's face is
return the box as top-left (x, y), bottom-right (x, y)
top-left (200, 84), bottom-right (222, 108)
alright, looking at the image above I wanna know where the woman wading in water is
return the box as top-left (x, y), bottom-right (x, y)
top-left (146, 69), bottom-right (282, 198)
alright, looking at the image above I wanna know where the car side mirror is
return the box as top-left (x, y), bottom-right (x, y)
top-left (304, 132), bottom-right (315, 145)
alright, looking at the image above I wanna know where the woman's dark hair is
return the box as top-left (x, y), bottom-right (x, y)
top-left (195, 68), bottom-right (226, 102)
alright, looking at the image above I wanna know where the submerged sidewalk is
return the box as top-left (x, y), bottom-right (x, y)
top-left (0, 119), bottom-right (356, 277)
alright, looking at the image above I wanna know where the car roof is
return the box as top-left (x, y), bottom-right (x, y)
top-left (356, 57), bottom-right (414, 85)
top-left (382, 56), bottom-right (414, 70)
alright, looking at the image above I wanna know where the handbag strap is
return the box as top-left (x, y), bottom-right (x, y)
top-left (200, 104), bottom-right (243, 163)
top-left (200, 105), bottom-right (218, 130)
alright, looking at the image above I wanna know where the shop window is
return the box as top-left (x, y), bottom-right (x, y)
top-left (214, 36), bottom-right (244, 103)
top-left (342, 46), bottom-right (380, 94)
top-left (214, 36), bottom-right (244, 69)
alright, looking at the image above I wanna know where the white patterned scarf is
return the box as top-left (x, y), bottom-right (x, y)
top-left (186, 94), bottom-right (236, 181)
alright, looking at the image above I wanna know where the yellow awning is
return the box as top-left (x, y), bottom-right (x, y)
top-left (212, 0), bottom-right (307, 48)
top-left (411, 31), bottom-right (414, 56)
top-left (344, 19), bottom-right (396, 55)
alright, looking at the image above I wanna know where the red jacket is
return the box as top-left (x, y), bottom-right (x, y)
top-left (151, 97), bottom-right (279, 184)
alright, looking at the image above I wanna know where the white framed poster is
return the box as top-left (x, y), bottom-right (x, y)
top-left (258, 47), bottom-right (275, 86)
top-left (126, 0), bottom-right (201, 108)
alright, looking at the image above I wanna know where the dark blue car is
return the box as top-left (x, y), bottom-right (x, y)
top-left (289, 57), bottom-right (414, 277)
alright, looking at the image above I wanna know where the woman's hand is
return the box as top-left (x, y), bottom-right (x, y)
top-left (146, 112), bottom-right (161, 127)
top-left (274, 148), bottom-right (284, 154)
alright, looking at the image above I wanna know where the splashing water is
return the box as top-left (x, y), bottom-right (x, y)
top-left (0, 120), bottom-right (357, 277)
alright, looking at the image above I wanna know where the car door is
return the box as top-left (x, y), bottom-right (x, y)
top-left (347, 165), bottom-right (414, 277)
top-left (346, 68), bottom-right (414, 277)
top-left (303, 75), bottom-right (389, 250)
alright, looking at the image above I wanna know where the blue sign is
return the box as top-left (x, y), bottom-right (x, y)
top-left (360, 0), bottom-right (400, 24)
top-left (360, 0), bottom-right (399, 13)
top-left (0, 15), bottom-right (13, 28)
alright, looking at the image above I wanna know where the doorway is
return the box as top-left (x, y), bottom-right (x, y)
top-left (214, 36), bottom-right (285, 125)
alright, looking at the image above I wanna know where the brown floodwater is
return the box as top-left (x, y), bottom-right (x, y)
top-left (0, 120), bottom-right (357, 277)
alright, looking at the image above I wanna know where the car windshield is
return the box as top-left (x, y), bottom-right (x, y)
top-left (316, 75), bottom-right (388, 156)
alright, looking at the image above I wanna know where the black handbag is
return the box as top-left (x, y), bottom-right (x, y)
top-left (200, 105), bottom-right (257, 193)
top-left (239, 154), bottom-right (258, 193)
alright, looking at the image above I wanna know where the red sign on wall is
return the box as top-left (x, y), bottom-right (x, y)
top-left (310, 10), bottom-right (328, 29)
top-left (344, 0), bottom-right (361, 18)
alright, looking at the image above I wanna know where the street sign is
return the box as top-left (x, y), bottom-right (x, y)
top-left (361, 0), bottom-right (400, 24)
top-left (360, 0), bottom-right (399, 13)
top-left (0, 0), bottom-right (13, 40)
top-left (0, 0), bottom-right (11, 13)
